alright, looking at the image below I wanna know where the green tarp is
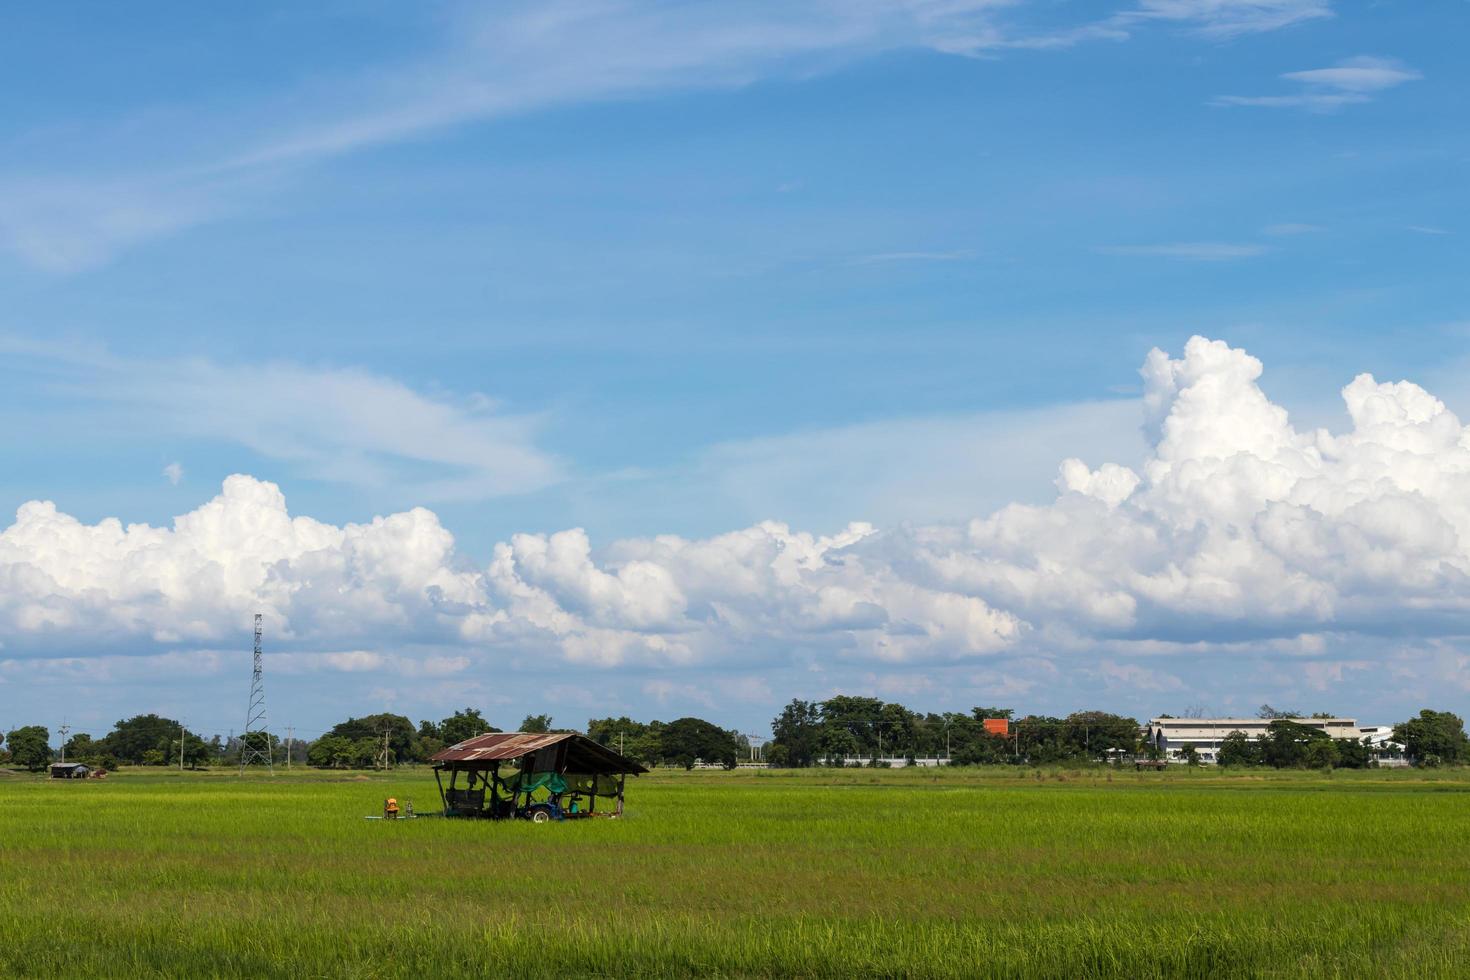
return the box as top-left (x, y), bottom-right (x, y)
top-left (498, 771), bottom-right (568, 795)
top-left (496, 771), bottom-right (621, 798)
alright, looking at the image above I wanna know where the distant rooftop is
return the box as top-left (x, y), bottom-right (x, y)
top-left (1148, 717), bottom-right (1357, 725)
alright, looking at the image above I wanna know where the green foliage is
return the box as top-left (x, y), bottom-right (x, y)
top-left (62, 732), bottom-right (95, 759)
top-left (5, 725), bottom-right (50, 771)
top-left (771, 698), bottom-right (1032, 768)
top-left (587, 717), bottom-right (664, 765)
top-left (1335, 738), bottom-right (1371, 770)
top-left (588, 716), bottom-right (740, 769)
top-left (519, 713), bottom-right (554, 734)
top-left (307, 735), bottom-right (354, 768)
top-left (770, 700), bottom-right (822, 768)
top-left (1062, 711), bottom-right (1141, 758)
top-left (1394, 710), bottom-right (1470, 765)
top-left (434, 708), bottom-right (498, 747)
top-left (1217, 730), bottom-right (1260, 767)
top-left (326, 714), bottom-right (417, 761)
top-left (102, 714), bottom-right (185, 765)
top-left (1303, 739), bottom-right (1340, 770)
top-left (1260, 720), bottom-right (1330, 769)
top-left (1014, 716), bottom-right (1075, 764)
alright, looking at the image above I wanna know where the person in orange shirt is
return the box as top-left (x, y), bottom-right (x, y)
top-left (385, 797), bottom-right (400, 819)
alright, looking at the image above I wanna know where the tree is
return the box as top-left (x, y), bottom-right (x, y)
top-left (821, 696), bottom-right (885, 757)
top-left (1303, 738), bottom-right (1339, 770)
top-left (818, 725), bottom-right (861, 766)
top-left (354, 737), bottom-right (384, 768)
top-left (877, 702), bottom-right (916, 759)
top-left (519, 714), bottom-right (553, 734)
top-left (237, 730), bottom-right (279, 767)
top-left (307, 735), bottom-right (355, 769)
top-left (102, 714), bottom-right (185, 765)
top-left (1216, 730), bottom-right (1259, 767)
top-left (1062, 711), bottom-right (1140, 759)
top-left (1012, 716), bottom-right (1078, 765)
top-left (1257, 704), bottom-right (1301, 721)
top-left (1394, 710), bottom-right (1470, 765)
top-left (7, 726), bottom-right (51, 771)
top-left (770, 700), bottom-right (821, 768)
top-left (326, 714), bottom-right (418, 762)
top-left (1260, 720), bottom-right (1328, 768)
top-left (587, 717), bottom-right (662, 764)
top-left (660, 717), bottom-right (739, 769)
top-left (63, 732), bottom-right (95, 761)
top-left (1336, 737), bottom-right (1371, 770)
top-left (437, 708), bottom-right (498, 746)
top-left (179, 731), bottom-right (213, 768)
top-left (1181, 743), bottom-right (1200, 766)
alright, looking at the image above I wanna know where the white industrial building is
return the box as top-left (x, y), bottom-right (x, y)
top-left (1145, 717), bottom-right (1397, 764)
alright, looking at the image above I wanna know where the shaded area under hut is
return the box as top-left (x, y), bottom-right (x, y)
top-left (430, 732), bottom-right (648, 822)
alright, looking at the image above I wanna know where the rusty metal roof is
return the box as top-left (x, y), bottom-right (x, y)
top-left (430, 732), bottom-right (648, 774)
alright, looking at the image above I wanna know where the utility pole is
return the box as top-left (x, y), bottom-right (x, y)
top-left (286, 725), bottom-right (293, 771)
top-left (376, 728), bottom-right (393, 770)
top-left (179, 719), bottom-right (185, 771)
top-left (58, 723), bottom-right (71, 764)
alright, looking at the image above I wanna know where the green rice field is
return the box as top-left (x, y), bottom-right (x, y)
top-left (4, 766), bottom-right (1470, 978)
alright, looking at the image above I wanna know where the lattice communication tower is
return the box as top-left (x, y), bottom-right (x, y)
top-left (240, 613), bottom-right (274, 772)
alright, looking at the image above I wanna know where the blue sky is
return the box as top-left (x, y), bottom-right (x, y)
top-left (2, 1), bottom-right (1468, 742)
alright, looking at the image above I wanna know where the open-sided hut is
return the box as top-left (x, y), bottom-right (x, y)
top-left (430, 732), bottom-right (648, 822)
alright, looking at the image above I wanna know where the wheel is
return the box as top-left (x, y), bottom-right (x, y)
top-left (530, 808), bottom-right (550, 824)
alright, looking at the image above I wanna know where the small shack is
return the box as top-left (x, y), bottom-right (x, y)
top-left (430, 732), bottom-right (647, 822)
top-left (49, 762), bottom-right (90, 779)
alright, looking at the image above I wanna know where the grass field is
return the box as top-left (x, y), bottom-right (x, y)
top-left (4, 766), bottom-right (1470, 978)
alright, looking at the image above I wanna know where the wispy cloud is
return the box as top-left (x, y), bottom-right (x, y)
top-left (3, 338), bottom-right (562, 500)
top-left (1215, 55), bottom-right (1421, 111)
top-left (1122, 0), bottom-right (1331, 39)
top-left (983, 0), bottom-right (1333, 51)
top-left (1406, 225), bottom-right (1450, 236)
top-left (1095, 242), bottom-right (1268, 260)
top-left (0, 1), bottom-right (1337, 272)
top-left (162, 462), bottom-right (184, 486)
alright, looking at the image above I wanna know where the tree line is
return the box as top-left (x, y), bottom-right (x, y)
top-left (4, 701), bottom-right (1466, 772)
top-left (766, 698), bottom-right (1469, 770)
top-left (767, 697), bottom-right (1142, 767)
top-left (0, 708), bottom-right (748, 772)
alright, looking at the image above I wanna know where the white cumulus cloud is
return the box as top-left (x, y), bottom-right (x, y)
top-left (7, 336), bottom-right (1470, 686)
